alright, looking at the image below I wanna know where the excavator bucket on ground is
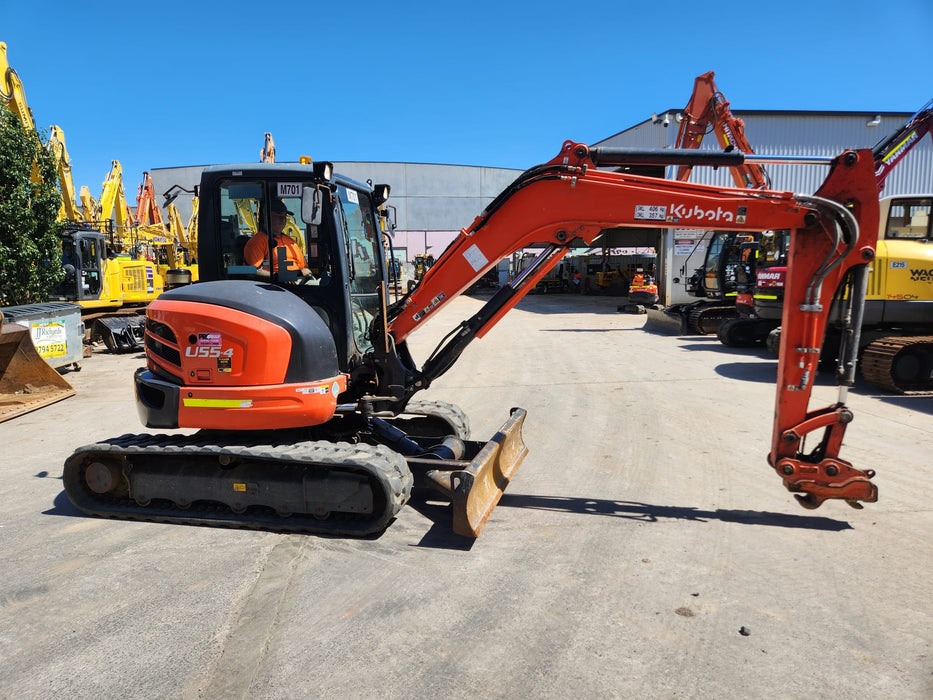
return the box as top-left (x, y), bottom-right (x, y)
top-left (0, 310), bottom-right (75, 423)
top-left (416, 407), bottom-right (529, 537)
top-left (643, 306), bottom-right (690, 335)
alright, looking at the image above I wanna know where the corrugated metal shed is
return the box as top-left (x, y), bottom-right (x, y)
top-left (594, 110), bottom-right (932, 195)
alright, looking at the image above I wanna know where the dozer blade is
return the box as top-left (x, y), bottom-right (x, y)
top-left (643, 305), bottom-right (688, 335)
top-left (0, 313), bottom-right (75, 423)
top-left (419, 407), bottom-right (528, 537)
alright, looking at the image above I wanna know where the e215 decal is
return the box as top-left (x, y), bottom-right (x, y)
top-left (185, 346), bottom-right (234, 358)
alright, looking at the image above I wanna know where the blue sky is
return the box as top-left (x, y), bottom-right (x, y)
top-left (4, 0), bottom-right (932, 204)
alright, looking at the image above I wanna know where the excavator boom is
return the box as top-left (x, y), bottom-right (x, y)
top-left (136, 172), bottom-right (164, 226)
top-left (391, 141), bottom-right (880, 508)
top-left (872, 98), bottom-right (933, 191)
top-left (0, 42), bottom-right (35, 131)
top-left (48, 126), bottom-right (85, 223)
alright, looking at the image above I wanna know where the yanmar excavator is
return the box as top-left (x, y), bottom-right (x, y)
top-left (726, 99), bottom-right (933, 392)
top-left (648, 71), bottom-right (775, 335)
top-left (63, 140), bottom-right (881, 537)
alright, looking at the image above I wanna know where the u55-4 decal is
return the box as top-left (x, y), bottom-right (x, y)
top-left (185, 346), bottom-right (235, 358)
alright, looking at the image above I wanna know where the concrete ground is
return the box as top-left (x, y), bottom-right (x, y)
top-left (0, 294), bottom-right (930, 699)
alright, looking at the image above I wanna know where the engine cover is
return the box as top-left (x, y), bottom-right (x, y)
top-left (138, 281), bottom-right (346, 430)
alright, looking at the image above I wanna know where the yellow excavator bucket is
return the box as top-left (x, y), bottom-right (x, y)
top-left (419, 407), bottom-right (529, 537)
top-left (451, 407), bottom-right (528, 537)
top-left (0, 310), bottom-right (75, 423)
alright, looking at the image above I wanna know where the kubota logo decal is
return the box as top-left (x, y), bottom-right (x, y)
top-left (665, 203), bottom-right (747, 224)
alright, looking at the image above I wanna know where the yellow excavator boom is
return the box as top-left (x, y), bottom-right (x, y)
top-left (0, 41), bottom-right (35, 131)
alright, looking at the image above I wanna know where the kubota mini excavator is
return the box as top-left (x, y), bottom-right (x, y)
top-left (63, 140), bottom-right (881, 537)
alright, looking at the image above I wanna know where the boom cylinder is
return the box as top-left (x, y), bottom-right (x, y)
top-left (587, 147), bottom-right (747, 168)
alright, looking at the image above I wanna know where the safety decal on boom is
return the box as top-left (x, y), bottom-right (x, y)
top-left (413, 292), bottom-right (447, 323)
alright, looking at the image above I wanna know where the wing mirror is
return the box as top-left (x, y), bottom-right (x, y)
top-left (301, 187), bottom-right (323, 226)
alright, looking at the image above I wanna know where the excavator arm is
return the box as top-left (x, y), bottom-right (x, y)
top-left (48, 126), bottom-right (84, 223)
top-left (872, 98), bottom-right (933, 191)
top-left (388, 141), bottom-right (880, 508)
top-left (674, 71), bottom-right (770, 190)
top-left (261, 131), bottom-right (276, 163)
top-left (94, 160), bottom-right (136, 243)
top-left (0, 42), bottom-right (35, 132)
top-left (136, 171), bottom-right (164, 226)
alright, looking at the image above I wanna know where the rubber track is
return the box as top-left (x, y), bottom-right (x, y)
top-left (717, 318), bottom-right (776, 348)
top-left (401, 400), bottom-right (471, 440)
top-left (63, 433), bottom-right (413, 536)
top-left (687, 305), bottom-right (736, 335)
top-left (860, 336), bottom-right (933, 393)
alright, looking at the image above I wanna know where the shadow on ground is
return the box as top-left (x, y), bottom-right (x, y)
top-left (496, 493), bottom-right (852, 531)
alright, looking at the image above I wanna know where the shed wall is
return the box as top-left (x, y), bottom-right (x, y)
top-left (595, 111), bottom-right (932, 195)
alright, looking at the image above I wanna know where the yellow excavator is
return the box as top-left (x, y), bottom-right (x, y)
top-left (51, 160), bottom-right (165, 351)
top-left (0, 41), bottom-right (76, 421)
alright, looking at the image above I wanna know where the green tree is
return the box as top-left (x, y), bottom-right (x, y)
top-left (0, 109), bottom-right (64, 306)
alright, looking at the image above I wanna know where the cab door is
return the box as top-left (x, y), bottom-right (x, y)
top-left (334, 184), bottom-right (385, 355)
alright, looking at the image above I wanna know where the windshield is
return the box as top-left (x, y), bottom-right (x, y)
top-left (216, 180), bottom-right (332, 284)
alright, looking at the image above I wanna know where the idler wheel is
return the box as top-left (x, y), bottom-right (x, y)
top-left (85, 461), bottom-right (121, 494)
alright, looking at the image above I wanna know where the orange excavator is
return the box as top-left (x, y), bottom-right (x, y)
top-left (63, 140), bottom-right (880, 537)
top-left (674, 71), bottom-right (770, 190)
top-left (649, 71), bottom-right (774, 334)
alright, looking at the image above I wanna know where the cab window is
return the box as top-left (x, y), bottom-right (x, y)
top-left (79, 237), bottom-right (102, 295)
top-left (886, 198), bottom-right (932, 240)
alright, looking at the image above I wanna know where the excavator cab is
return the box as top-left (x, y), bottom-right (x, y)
top-left (53, 229), bottom-right (109, 303)
top-left (137, 164), bottom-right (397, 426)
top-left (701, 231), bottom-right (757, 300)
